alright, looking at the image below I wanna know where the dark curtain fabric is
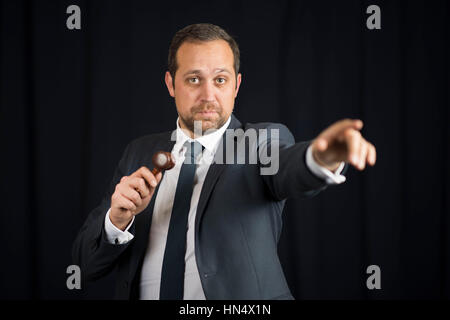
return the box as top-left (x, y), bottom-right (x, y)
top-left (1, 0), bottom-right (448, 299)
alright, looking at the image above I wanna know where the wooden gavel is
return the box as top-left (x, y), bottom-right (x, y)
top-left (151, 151), bottom-right (176, 175)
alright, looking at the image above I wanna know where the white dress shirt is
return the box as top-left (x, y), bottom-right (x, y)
top-left (104, 115), bottom-right (346, 299)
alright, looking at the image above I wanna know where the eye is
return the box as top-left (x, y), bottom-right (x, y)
top-left (188, 77), bottom-right (199, 84)
top-left (215, 77), bottom-right (226, 84)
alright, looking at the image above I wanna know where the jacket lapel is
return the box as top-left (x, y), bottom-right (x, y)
top-left (195, 114), bottom-right (243, 236)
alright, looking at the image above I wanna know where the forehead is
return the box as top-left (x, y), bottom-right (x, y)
top-left (176, 40), bottom-right (234, 73)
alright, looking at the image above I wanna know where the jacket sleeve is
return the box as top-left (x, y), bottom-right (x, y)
top-left (72, 142), bottom-right (135, 283)
top-left (258, 123), bottom-right (334, 200)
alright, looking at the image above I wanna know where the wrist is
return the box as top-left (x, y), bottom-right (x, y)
top-left (109, 212), bottom-right (132, 231)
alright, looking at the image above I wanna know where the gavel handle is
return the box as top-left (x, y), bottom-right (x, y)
top-left (151, 168), bottom-right (160, 175)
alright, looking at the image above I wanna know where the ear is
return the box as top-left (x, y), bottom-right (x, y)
top-left (234, 73), bottom-right (242, 98)
top-left (165, 71), bottom-right (175, 97)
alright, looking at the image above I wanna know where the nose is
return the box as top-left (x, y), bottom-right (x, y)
top-left (199, 81), bottom-right (215, 103)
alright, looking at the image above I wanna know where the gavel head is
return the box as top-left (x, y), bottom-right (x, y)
top-left (152, 151), bottom-right (175, 173)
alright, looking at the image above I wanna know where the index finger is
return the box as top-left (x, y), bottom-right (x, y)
top-left (319, 118), bottom-right (363, 142)
top-left (131, 166), bottom-right (157, 188)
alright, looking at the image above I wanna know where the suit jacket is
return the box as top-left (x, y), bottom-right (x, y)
top-left (72, 114), bottom-right (345, 300)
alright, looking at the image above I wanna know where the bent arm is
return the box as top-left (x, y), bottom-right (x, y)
top-left (72, 143), bottom-right (134, 283)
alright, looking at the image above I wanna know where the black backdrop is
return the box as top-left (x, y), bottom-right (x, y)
top-left (0, 0), bottom-right (448, 300)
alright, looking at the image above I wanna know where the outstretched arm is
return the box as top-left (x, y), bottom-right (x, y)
top-left (260, 119), bottom-right (376, 200)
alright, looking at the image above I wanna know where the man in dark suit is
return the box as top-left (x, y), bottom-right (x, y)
top-left (72, 23), bottom-right (376, 300)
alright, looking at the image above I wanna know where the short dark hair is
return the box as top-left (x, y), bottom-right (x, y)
top-left (168, 23), bottom-right (240, 81)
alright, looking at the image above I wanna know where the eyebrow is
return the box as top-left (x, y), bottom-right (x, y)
top-left (183, 68), bottom-right (232, 76)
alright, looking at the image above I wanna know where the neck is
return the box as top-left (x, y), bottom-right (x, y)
top-left (178, 119), bottom-right (200, 139)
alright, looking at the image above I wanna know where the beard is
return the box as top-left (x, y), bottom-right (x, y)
top-left (179, 102), bottom-right (228, 135)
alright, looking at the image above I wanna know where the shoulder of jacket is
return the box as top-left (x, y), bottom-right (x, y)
top-left (242, 121), bottom-right (294, 142)
top-left (243, 121), bottom-right (290, 132)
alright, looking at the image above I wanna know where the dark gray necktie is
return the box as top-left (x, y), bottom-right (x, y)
top-left (159, 141), bottom-right (203, 300)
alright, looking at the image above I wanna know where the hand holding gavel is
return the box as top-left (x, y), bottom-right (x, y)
top-left (110, 151), bottom-right (175, 231)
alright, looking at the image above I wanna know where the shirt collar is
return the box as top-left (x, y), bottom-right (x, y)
top-left (174, 115), bottom-right (231, 156)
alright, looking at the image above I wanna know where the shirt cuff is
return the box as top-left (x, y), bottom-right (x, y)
top-left (104, 208), bottom-right (135, 244)
top-left (306, 144), bottom-right (346, 185)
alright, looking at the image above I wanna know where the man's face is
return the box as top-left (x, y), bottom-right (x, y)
top-left (165, 39), bottom-right (241, 136)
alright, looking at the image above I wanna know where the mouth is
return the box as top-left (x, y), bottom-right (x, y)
top-left (196, 110), bottom-right (218, 117)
